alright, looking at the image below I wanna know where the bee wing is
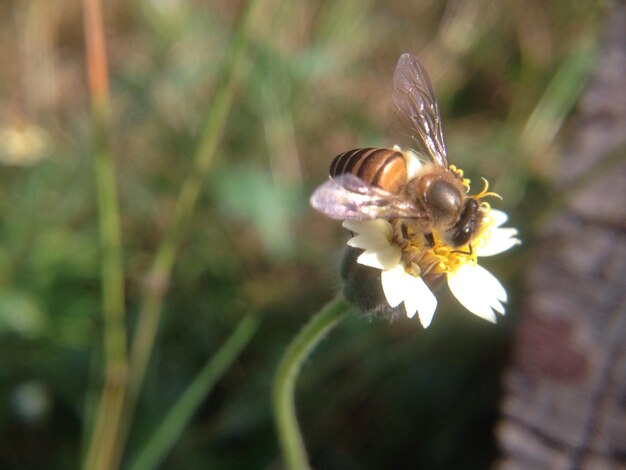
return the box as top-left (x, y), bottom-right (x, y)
top-left (310, 173), bottom-right (426, 221)
top-left (392, 53), bottom-right (448, 168)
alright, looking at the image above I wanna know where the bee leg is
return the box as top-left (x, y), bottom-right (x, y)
top-left (451, 244), bottom-right (473, 256)
top-left (424, 233), bottom-right (435, 247)
top-left (406, 248), bottom-right (436, 276)
top-left (420, 259), bottom-right (440, 276)
top-left (392, 219), bottom-right (412, 248)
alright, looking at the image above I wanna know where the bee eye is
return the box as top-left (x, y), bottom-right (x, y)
top-left (448, 199), bottom-right (479, 247)
top-left (427, 179), bottom-right (462, 220)
top-left (450, 224), bottom-right (473, 247)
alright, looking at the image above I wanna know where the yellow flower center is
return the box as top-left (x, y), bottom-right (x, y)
top-left (400, 228), bottom-right (481, 276)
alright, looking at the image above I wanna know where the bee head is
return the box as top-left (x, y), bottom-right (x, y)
top-left (445, 198), bottom-right (480, 248)
top-left (408, 171), bottom-right (464, 226)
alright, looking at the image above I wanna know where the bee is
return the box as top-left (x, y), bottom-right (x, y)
top-left (311, 53), bottom-right (484, 249)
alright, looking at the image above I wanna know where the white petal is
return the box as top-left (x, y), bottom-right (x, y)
top-left (357, 245), bottom-right (402, 270)
top-left (381, 265), bottom-right (407, 307)
top-left (447, 263), bottom-right (508, 322)
top-left (495, 227), bottom-right (519, 237)
top-left (347, 233), bottom-right (392, 251)
top-left (477, 227), bottom-right (521, 257)
top-left (489, 210), bottom-right (509, 227)
top-left (402, 274), bottom-right (438, 327)
top-left (473, 263), bottom-right (508, 302)
top-left (342, 220), bottom-right (369, 233)
top-left (342, 220), bottom-right (362, 233)
top-left (491, 298), bottom-right (506, 315)
top-left (342, 219), bottom-right (392, 237)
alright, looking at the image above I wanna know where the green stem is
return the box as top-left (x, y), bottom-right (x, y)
top-left (103, 0), bottom-right (264, 462)
top-left (128, 0), bottom-right (263, 404)
top-left (81, 0), bottom-right (128, 468)
top-left (272, 296), bottom-right (351, 470)
top-left (129, 315), bottom-right (261, 470)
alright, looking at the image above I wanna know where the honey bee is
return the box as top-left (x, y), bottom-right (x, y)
top-left (311, 53), bottom-right (485, 248)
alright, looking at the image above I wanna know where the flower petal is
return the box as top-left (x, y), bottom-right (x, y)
top-left (447, 263), bottom-right (508, 322)
top-left (357, 245), bottom-right (401, 270)
top-left (342, 219), bottom-right (392, 237)
top-left (402, 274), bottom-right (438, 327)
top-left (381, 265), bottom-right (407, 308)
top-left (489, 210), bottom-right (509, 227)
top-left (347, 233), bottom-right (392, 251)
top-left (477, 227), bottom-right (521, 257)
top-left (490, 298), bottom-right (506, 315)
top-left (475, 264), bottom-right (508, 303)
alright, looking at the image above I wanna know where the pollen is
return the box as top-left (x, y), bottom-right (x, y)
top-left (470, 208), bottom-right (496, 251)
top-left (449, 164), bottom-right (471, 191)
top-left (429, 234), bottom-right (477, 273)
top-left (396, 203), bottom-right (500, 277)
top-left (390, 169), bottom-right (503, 278)
top-left (398, 229), bottom-right (475, 277)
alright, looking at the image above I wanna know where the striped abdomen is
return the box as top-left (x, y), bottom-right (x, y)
top-left (330, 148), bottom-right (408, 194)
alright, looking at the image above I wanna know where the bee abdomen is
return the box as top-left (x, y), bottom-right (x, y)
top-left (330, 148), bottom-right (407, 194)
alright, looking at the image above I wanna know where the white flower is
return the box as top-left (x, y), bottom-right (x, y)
top-left (342, 209), bottom-right (520, 327)
top-left (0, 122), bottom-right (48, 167)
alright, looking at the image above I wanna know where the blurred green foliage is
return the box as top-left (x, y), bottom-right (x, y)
top-left (0, 0), bottom-right (608, 468)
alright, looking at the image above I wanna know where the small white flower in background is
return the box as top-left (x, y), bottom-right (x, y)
top-left (343, 208), bottom-right (520, 328)
top-left (0, 122), bottom-right (49, 167)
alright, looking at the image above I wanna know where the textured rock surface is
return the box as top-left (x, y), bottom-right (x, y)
top-left (497, 5), bottom-right (626, 469)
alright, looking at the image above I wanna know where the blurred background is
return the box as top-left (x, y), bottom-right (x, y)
top-left (0, 0), bottom-right (613, 468)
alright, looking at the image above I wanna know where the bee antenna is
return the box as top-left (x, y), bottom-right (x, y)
top-left (473, 177), bottom-right (501, 200)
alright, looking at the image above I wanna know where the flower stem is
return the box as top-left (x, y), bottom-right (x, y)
top-left (105, 1), bottom-right (264, 462)
top-left (272, 296), bottom-right (351, 470)
top-left (129, 315), bottom-right (261, 470)
top-left (81, 0), bottom-right (128, 468)
top-left (128, 0), bottom-right (262, 405)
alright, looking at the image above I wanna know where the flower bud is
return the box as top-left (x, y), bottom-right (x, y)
top-left (340, 247), bottom-right (403, 320)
